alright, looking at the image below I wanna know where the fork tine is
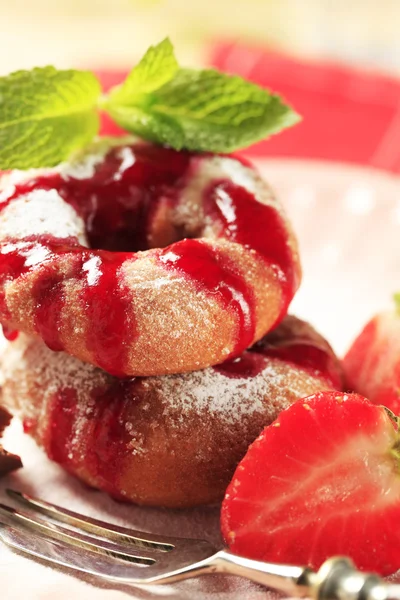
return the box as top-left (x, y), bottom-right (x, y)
top-left (0, 503), bottom-right (156, 565)
top-left (0, 522), bottom-right (164, 583)
top-left (7, 489), bottom-right (173, 551)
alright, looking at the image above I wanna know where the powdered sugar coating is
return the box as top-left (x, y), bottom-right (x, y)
top-left (141, 362), bottom-right (325, 425)
top-left (0, 189), bottom-right (87, 244)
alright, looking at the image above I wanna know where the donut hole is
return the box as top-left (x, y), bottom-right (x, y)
top-left (65, 143), bottom-right (194, 253)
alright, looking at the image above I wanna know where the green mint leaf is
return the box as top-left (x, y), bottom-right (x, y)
top-left (0, 67), bottom-right (101, 170)
top-left (103, 105), bottom-right (185, 149)
top-left (105, 62), bottom-right (300, 153)
top-left (108, 38), bottom-right (178, 105)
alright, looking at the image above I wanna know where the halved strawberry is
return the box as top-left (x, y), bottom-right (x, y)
top-left (343, 295), bottom-right (400, 414)
top-left (221, 391), bottom-right (400, 575)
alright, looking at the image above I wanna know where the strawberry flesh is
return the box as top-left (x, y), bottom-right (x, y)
top-left (221, 391), bottom-right (400, 575)
top-left (344, 310), bottom-right (400, 414)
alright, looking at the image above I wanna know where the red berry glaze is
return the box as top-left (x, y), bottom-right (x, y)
top-left (221, 391), bottom-right (400, 575)
top-left (0, 139), bottom-right (301, 376)
top-left (344, 301), bottom-right (400, 414)
top-left (215, 314), bottom-right (343, 388)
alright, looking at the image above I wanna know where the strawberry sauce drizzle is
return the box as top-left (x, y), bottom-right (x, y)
top-left (46, 388), bottom-right (79, 467)
top-left (215, 318), bottom-right (342, 388)
top-left (158, 177), bottom-right (296, 357)
top-left (159, 239), bottom-right (256, 356)
top-left (80, 253), bottom-right (134, 376)
top-left (204, 180), bottom-right (298, 318)
top-left (1, 324), bottom-right (18, 341)
top-left (45, 380), bottom-right (136, 500)
top-left (84, 381), bottom-right (136, 499)
top-left (214, 353), bottom-right (268, 378)
top-left (214, 342), bottom-right (341, 387)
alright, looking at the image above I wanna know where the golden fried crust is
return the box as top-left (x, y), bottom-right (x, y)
top-left (0, 316), bottom-right (341, 508)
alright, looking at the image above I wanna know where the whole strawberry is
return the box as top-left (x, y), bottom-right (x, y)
top-left (221, 391), bottom-right (400, 575)
top-left (344, 295), bottom-right (400, 414)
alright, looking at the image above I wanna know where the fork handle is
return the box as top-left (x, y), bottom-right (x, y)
top-left (194, 551), bottom-right (395, 600)
top-left (208, 549), bottom-right (312, 596)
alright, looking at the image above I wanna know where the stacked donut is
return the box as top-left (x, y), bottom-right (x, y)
top-left (0, 138), bottom-right (342, 507)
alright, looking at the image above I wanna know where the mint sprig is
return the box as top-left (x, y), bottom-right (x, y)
top-left (0, 67), bottom-right (100, 169)
top-left (104, 39), bottom-right (299, 152)
top-left (0, 39), bottom-right (300, 170)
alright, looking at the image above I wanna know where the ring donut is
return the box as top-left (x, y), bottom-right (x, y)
top-left (0, 138), bottom-right (301, 376)
top-left (0, 315), bottom-right (342, 508)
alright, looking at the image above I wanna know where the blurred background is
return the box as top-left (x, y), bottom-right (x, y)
top-left (1, 0), bottom-right (400, 172)
top-left (1, 0), bottom-right (400, 73)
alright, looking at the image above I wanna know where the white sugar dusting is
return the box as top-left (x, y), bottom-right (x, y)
top-left (145, 361), bottom-right (324, 426)
top-left (0, 168), bottom-right (53, 197)
top-left (59, 142), bottom-right (109, 180)
top-left (0, 189), bottom-right (88, 245)
top-left (82, 255), bottom-right (102, 285)
top-left (208, 156), bottom-right (280, 211)
top-left (2, 335), bottom-right (107, 403)
top-left (145, 367), bottom-right (267, 424)
top-left (59, 135), bottom-right (138, 180)
top-left (60, 152), bottom-right (105, 181)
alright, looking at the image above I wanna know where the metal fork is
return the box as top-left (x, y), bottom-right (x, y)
top-left (0, 489), bottom-right (399, 600)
